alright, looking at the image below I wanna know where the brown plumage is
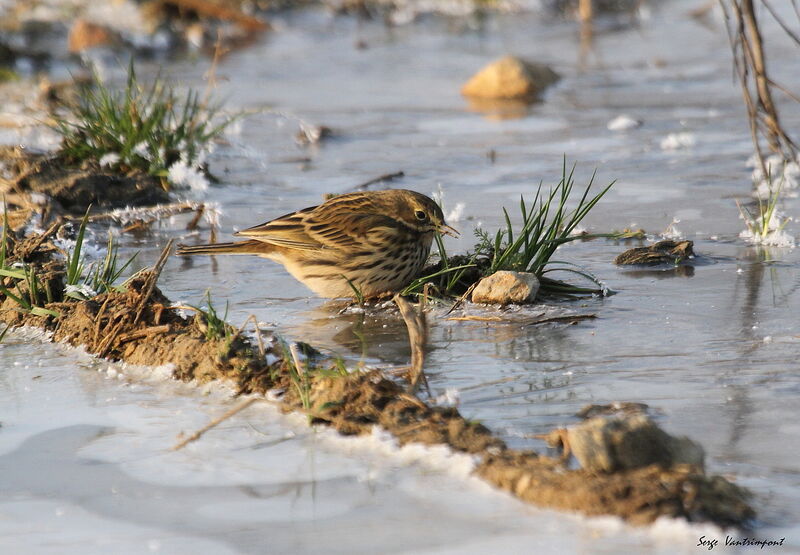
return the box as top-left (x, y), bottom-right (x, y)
top-left (176, 189), bottom-right (458, 298)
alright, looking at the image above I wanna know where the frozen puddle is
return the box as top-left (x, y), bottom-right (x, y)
top-left (0, 331), bottom-right (728, 554)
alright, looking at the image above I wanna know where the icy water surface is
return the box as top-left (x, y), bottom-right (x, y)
top-left (4, 0), bottom-right (800, 552)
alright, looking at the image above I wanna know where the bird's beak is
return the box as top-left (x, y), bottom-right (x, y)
top-left (439, 224), bottom-right (460, 238)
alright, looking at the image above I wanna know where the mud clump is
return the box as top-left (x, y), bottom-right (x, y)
top-left (297, 372), bottom-right (504, 453)
top-left (615, 240), bottom-right (695, 265)
top-left (477, 452), bottom-right (753, 526)
top-left (564, 414), bottom-right (706, 473)
top-left (0, 146), bottom-right (169, 217)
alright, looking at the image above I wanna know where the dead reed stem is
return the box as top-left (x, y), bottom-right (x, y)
top-left (721, 0), bottom-right (799, 179)
top-left (172, 398), bottom-right (260, 451)
top-left (393, 294), bottom-right (429, 393)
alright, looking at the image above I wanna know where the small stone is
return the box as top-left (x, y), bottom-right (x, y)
top-left (471, 271), bottom-right (540, 305)
top-left (614, 240), bottom-right (695, 266)
top-left (296, 124), bottom-right (333, 145)
top-left (68, 20), bottom-right (119, 53)
top-left (461, 56), bottom-right (560, 101)
top-left (567, 414), bottom-right (705, 473)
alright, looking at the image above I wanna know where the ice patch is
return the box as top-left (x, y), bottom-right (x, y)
top-left (660, 132), bottom-right (696, 150)
top-left (446, 202), bottom-right (466, 223)
top-left (434, 387), bottom-right (460, 407)
top-left (168, 156), bottom-right (209, 192)
top-left (660, 217), bottom-right (684, 240)
top-left (64, 283), bottom-right (98, 300)
top-left (750, 154), bottom-right (800, 198)
top-left (739, 227), bottom-right (795, 247)
top-left (739, 206), bottom-right (795, 247)
top-left (320, 425), bottom-right (478, 479)
top-left (98, 152), bottom-right (120, 168)
top-left (607, 114), bottom-right (641, 131)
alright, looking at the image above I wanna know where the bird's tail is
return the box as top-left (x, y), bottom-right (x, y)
top-left (176, 240), bottom-right (274, 257)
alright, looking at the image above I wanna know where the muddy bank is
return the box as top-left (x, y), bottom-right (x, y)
top-left (0, 146), bottom-right (170, 225)
top-left (0, 222), bottom-right (754, 528)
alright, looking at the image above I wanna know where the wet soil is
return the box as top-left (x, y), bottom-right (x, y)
top-left (0, 146), bottom-right (170, 223)
top-left (0, 226), bottom-right (755, 527)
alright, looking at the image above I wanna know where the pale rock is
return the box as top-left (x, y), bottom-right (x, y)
top-left (567, 414), bottom-right (705, 473)
top-left (461, 56), bottom-right (559, 101)
top-left (68, 19), bottom-right (119, 53)
top-left (471, 271), bottom-right (540, 305)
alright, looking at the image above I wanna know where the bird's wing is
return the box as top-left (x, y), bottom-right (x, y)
top-left (235, 203), bottom-right (400, 252)
top-left (235, 207), bottom-right (321, 251)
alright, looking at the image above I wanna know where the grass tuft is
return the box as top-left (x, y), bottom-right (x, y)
top-left (63, 211), bottom-right (138, 301)
top-left (54, 60), bottom-right (232, 187)
top-left (737, 175), bottom-right (790, 243)
top-left (189, 290), bottom-right (234, 343)
top-left (406, 161), bottom-right (613, 299)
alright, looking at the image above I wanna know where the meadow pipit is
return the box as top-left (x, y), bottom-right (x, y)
top-left (176, 189), bottom-right (458, 298)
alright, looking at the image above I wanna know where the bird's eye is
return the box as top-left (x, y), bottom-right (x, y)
top-left (414, 210), bottom-right (427, 221)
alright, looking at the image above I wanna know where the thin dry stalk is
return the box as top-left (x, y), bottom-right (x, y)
top-left (721, 0), bottom-right (798, 178)
top-left (289, 342), bottom-right (305, 375)
top-left (578, 0), bottom-right (593, 23)
top-left (133, 239), bottom-right (174, 325)
top-left (18, 220), bottom-right (61, 260)
top-left (354, 171), bottom-right (405, 191)
top-left (64, 202), bottom-right (204, 227)
top-left (117, 324), bottom-right (170, 344)
top-left (172, 397), bottom-right (260, 451)
top-left (237, 314), bottom-right (266, 357)
top-left (186, 204), bottom-right (206, 231)
top-left (393, 294), bottom-right (429, 393)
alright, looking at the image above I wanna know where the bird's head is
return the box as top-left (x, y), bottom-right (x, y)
top-left (390, 189), bottom-right (459, 238)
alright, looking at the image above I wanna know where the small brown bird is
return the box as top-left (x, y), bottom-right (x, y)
top-left (176, 189), bottom-right (458, 298)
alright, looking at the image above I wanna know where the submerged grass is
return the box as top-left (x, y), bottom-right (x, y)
top-left (405, 161), bottom-right (613, 300)
top-left (54, 61), bottom-right (231, 187)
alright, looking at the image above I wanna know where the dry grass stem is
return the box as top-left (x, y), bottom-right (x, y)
top-left (117, 324), bottom-right (171, 344)
top-left (354, 171), bottom-right (405, 190)
top-left (721, 0), bottom-right (798, 176)
top-left (393, 293), bottom-right (429, 393)
top-left (172, 397), bottom-right (260, 451)
top-left (133, 239), bottom-right (174, 325)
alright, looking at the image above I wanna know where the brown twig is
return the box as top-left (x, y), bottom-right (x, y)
top-left (354, 171), bottom-right (405, 190)
top-left (186, 204), bottom-right (206, 231)
top-left (237, 314), bottom-right (266, 357)
top-left (133, 239), bottom-right (174, 325)
top-left (761, 0), bottom-right (800, 47)
top-left (525, 314), bottom-right (597, 326)
top-left (19, 220), bottom-right (61, 260)
top-left (91, 295), bottom-right (112, 349)
top-left (447, 315), bottom-right (503, 322)
top-left (117, 324), bottom-right (171, 344)
top-left (171, 397), bottom-right (260, 451)
top-left (445, 282), bottom-right (478, 316)
top-left (393, 294), bottom-right (429, 394)
top-left (721, 0), bottom-right (798, 177)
